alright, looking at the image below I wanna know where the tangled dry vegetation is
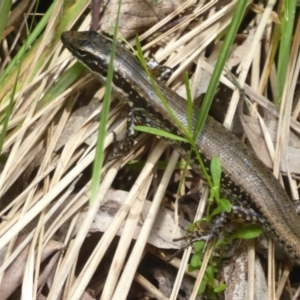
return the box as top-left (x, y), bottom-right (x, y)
top-left (0, 0), bottom-right (300, 299)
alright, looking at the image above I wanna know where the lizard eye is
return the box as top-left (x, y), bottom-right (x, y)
top-left (75, 49), bottom-right (86, 57)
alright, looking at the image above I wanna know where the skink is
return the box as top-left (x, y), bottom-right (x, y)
top-left (61, 31), bottom-right (300, 264)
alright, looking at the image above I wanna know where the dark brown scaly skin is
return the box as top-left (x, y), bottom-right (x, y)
top-left (61, 31), bottom-right (300, 264)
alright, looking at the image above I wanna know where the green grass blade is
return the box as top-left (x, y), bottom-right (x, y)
top-left (185, 72), bottom-right (193, 133)
top-left (134, 125), bottom-right (189, 143)
top-left (0, 0), bottom-right (12, 42)
top-left (0, 1), bottom-right (39, 155)
top-left (276, 0), bottom-right (297, 105)
top-left (90, 0), bottom-right (122, 204)
top-left (135, 38), bottom-right (193, 141)
top-left (194, 1), bottom-right (249, 139)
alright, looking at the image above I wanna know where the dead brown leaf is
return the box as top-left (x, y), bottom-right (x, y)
top-left (100, 0), bottom-right (186, 38)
